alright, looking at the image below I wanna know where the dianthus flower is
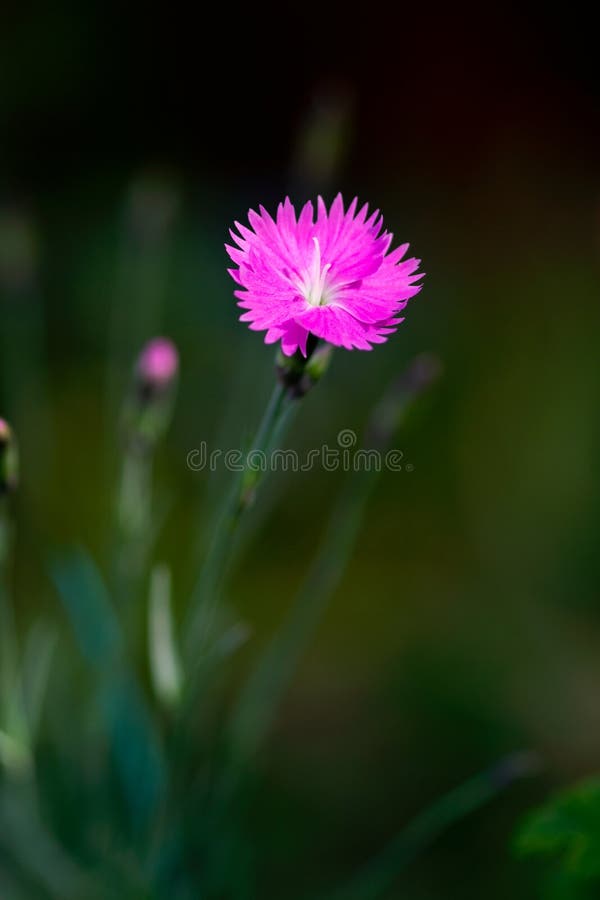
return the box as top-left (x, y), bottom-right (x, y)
top-left (226, 194), bottom-right (423, 355)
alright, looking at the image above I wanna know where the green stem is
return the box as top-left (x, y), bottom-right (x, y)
top-left (238, 381), bottom-right (290, 509)
top-left (183, 337), bottom-right (330, 669)
top-left (0, 498), bottom-right (30, 773)
top-left (111, 445), bottom-right (155, 659)
top-left (184, 381), bottom-right (294, 663)
top-left (184, 336), bottom-right (329, 666)
top-left (0, 498), bottom-right (16, 724)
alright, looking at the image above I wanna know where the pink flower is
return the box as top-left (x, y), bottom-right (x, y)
top-left (226, 194), bottom-right (424, 356)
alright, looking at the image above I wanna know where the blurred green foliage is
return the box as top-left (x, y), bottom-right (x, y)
top-left (516, 778), bottom-right (600, 899)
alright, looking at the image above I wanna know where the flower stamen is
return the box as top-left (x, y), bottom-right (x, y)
top-left (301, 237), bottom-right (333, 307)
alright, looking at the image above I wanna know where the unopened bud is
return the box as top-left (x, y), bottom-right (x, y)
top-left (136, 337), bottom-right (179, 398)
top-left (305, 342), bottom-right (333, 384)
top-left (276, 336), bottom-right (332, 398)
top-left (0, 419), bottom-right (18, 494)
top-left (124, 338), bottom-right (179, 454)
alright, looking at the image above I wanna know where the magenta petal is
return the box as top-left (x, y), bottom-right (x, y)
top-left (279, 320), bottom-right (310, 357)
top-left (226, 194), bottom-right (424, 355)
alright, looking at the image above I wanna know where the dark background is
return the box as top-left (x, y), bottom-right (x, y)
top-left (3, 6), bottom-right (599, 188)
top-left (1, 3), bottom-right (600, 897)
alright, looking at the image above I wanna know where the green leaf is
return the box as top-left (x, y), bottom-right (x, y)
top-left (99, 670), bottom-right (167, 830)
top-left (148, 563), bottom-right (182, 709)
top-left (21, 619), bottom-right (57, 739)
top-left (516, 777), bottom-right (600, 883)
top-left (51, 547), bottom-right (121, 670)
top-left (51, 546), bottom-right (166, 832)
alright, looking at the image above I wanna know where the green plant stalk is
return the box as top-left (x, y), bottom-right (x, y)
top-left (183, 380), bottom-right (296, 664)
top-left (111, 440), bottom-right (156, 662)
top-left (320, 753), bottom-right (540, 900)
top-left (113, 381), bottom-right (177, 639)
top-left (184, 338), bottom-right (332, 669)
top-left (0, 498), bottom-right (30, 773)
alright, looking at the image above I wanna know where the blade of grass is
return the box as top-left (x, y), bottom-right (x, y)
top-left (183, 339), bottom-right (331, 671)
top-left (317, 752), bottom-right (541, 900)
top-left (183, 380), bottom-right (294, 663)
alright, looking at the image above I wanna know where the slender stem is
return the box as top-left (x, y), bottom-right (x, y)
top-left (0, 498), bottom-right (30, 773)
top-left (112, 379), bottom-right (177, 634)
top-left (184, 335), bottom-right (325, 658)
top-left (0, 498), bottom-right (17, 727)
top-left (117, 451), bottom-right (153, 542)
top-left (250, 382), bottom-right (288, 459)
top-left (184, 335), bottom-right (326, 660)
top-left (112, 445), bottom-right (155, 657)
top-left (184, 381), bottom-right (294, 663)
top-left (318, 752), bottom-right (540, 900)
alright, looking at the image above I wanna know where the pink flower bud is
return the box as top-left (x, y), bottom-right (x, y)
top-left (136, 337), bottom-right (179, 391)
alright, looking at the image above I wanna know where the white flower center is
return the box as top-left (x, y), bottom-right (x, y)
top-left (297, 238), bottom-right (334, 307)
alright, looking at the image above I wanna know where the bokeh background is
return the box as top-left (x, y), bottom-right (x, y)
top-left (1, 3), bottom-right (600, 897)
